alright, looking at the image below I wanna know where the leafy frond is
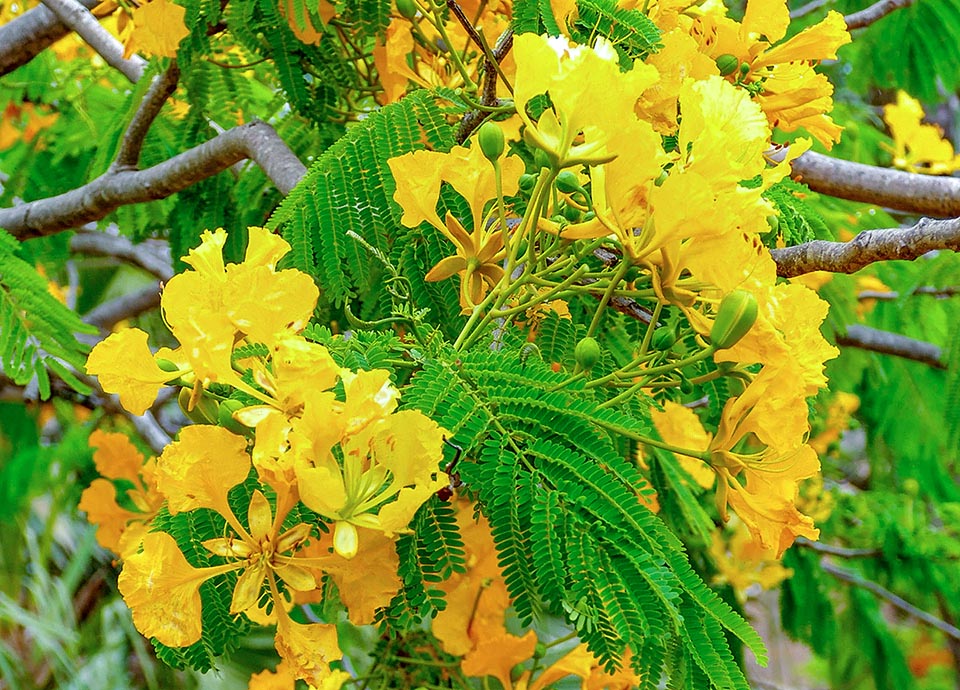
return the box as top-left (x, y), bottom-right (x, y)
top-left (0, 231), bottom-right (95, 399)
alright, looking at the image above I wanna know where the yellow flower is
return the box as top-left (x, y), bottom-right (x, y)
top-left (294, 370), bottom-right (447, 558)
top-left (883, 91), bottom-right (960, 174)
top-left (708, 518), bottom-right (794, 594)
top-left (512, 33), bottom-right (659, 167)
top-left (160, 227), bottom-right (319, 384)
top-left (389, 139), bottom-right (524, 312)
top-left (86, 329), bottom-right (183, 415)
top-left (130, 0), bottom-right (189, 58)
top-left (79, 430), bottom-right (164, 557)
top-left (691, 0), bottom-right (851, 147)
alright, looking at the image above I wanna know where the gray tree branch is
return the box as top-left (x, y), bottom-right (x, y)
top-left (0, 0), bottom-right (98, 76)
top-left (791, 151), bottom-right (960, 218)
top-left (822, 560), bottom-right (960, 642)
top-left (81, 283), bottom-right (161, 332)
top-left (69, 228), bottom-right (174, 281)
top-left (843, 0), bottom-right (915, 30)
top-left (39, 0), bottom-right (145, 83)
top-left (0, 120), bottom-right (307, 239)
top-left (112, 62), bottom-right (181, 170)
top-left (771, 217), bottom-right (960, 277)
top-left (836, 324), bottom-right (946, 369)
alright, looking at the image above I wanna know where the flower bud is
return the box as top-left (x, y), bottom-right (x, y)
top-left (217, 399), bottom-right (248, 435)
top-left (518, 173), bottom-right (537, 192)
top-left (574, 336), bottom-right (602, 370)
top-left (715, 54), bottom-right (739, 77)
top-left (710, 290), bottom-right (758, 350)
top-left (477, 121), bottom-right (505, 162)
top-left (333, 521), bottom-right (359, 559)
top-left (555, 170), bottom-right (582, 194)
top-left (396, 0), bottom-right (418, 19)
top-left (178, 387), bottom-right (218, 424)
top-left (651, 327), bottom-right (676, 351)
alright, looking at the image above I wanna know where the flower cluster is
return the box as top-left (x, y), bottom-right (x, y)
top-left (389, 26), bottom-right (840, 560)
top-left (85, 227), bottom-right (447, 685)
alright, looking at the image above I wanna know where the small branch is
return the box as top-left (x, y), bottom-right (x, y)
top-left (112, 62), bottom-right (181, 170)
top-left (791, 151), bottom-right (960, 218)
top-left (0, 121), bottom-right (307, 239)
top-left (456, 28), bottom-right (513, 144)
top-left (0, 0), bottom-right (98, 76)
top-left (822, 560), bottom-right (960, 643)
top-left (771, 217), bottom-right (960, 277)
top-left (39, 0), bottom-right (146, 83)
top-left (857, 286), bottom-right (960, 301)
top-left (794, 537), bottom-right (880, 558)
top-left (843, 0), bottom-right (915, 30)
top-left (836, 324), bottom-right (946, 369)
top-left (789, 0), bottom-right (830, 20)
top-left (82, 283), bottom-right (161, 332)
top-left (69, 228), bottom-right (174, 281)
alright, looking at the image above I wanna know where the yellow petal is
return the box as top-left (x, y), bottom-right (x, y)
top-left (78, 479), bottom-right (138, 554)
top-left (387, 150), bottom-right (448, 231)
top-left (156, 425), bottom-right (251, 516)
top-left (425, 255), bottom-right (468, 282)
top-left (88, 429), bottom-right (146, 484)
top-left (274, 617), bottom-right (342, 686)
top-left (130, 0), bottom-right (189, 58)
top-left (118, 532), bottom-right (222, 647)
top-left (333, 520), bottom-right (359, 559)
top-left (274, 562), bottom-right (317, 592)
top-left (231, 563), bottom-right (268, 617)
top-left (248, 490), bottom-right (274, 542)
top-left (244, 226), bottom-right (292, 269)
top-left (86, 328), bottom-right (178, 415)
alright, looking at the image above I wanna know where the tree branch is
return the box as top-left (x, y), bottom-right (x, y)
top-left (836, 324), bottom-right (946, 369)
top-left (0, 0), bottom-right (98, 76)
top-left (112, 62), bottom-right (181, 170)
top-left (0, 120), bottom-right (307, 239)
top-left (857, 286), bottom-right (960, 301)
top-left (821, 560), bottom-right (960, 643)
top-left (39, 0), bottom-right (145, 83)
top-left (843, 0), bottom-right (915, 30)
top-left (69, 228), bottom-right (174, 281)
top-left (794, 537), bottom-right (880, 558)
top-left (82, 283), bottom-right (161, 332)
top-left (791, 151), bottom-right (960, 218)
top-left (771, 217), bottom-right (960, 277)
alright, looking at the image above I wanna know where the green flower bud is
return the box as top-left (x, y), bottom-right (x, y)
top-left (178, 387), bottom-right (218, 425)
top-left (518, 173), bottom-right (537, 192)
top-left (766, 214), bottom-right (780, 233)
top-left (155, 358), bottom-right (180, 373)
top-left (562, 203), bottom-right (582, 222)
top-left (679, 377), bottom-right (694, 394)
top-left (715, 54), bottom-right (739, 76)
top-left (477, 121), bottom-right (505, 162)
top-left (710, 290), bottom-right (759, 350)
top-left (396, 0), bottom-right (418, 19)
top-left (555, 170), bottom-right (582, 194)
top-left (651, 327), bottom-right (676, 351)
top-left (574, 336), bottom-right (602, 370)
top-left (218, 399), bottom-right (248, 435)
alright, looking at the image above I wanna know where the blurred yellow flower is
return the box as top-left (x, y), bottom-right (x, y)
top-left (883, 91), bottom-right (960, 174)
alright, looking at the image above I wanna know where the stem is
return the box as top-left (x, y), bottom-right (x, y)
top-left (585, 260), bottom-right (631, 339)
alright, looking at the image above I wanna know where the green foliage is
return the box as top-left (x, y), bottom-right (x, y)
top-left (401, 345), bottom-right (765, 686)
top-left (0, 230), bottom-right (95, 399)
top-left (762, 179), bottom-right (831, 247)
top-left (267, 91), bottom-right (457, 326)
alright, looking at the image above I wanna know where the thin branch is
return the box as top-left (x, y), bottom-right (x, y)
top-left (843, 0), bottom-right (915, 30)
top-left (0, 120), bottom-right (307, 239)
top-left (112, 62), bottom-right (181, 170)
top-left (794, 537), bottom-right (880, 558)
top-left (69, 228), bottom-right (174, 281)
top-left (821, 560), bottom-right (960, 642)
top-left (857, 286), bottom-right (960, 301)
top-left (791, 150), bottom-right (960, 218)
top-left (0, 0), bottom-right (98, 76)
top-left (39, 0), bottom-right (146, 83)
top-left (771, 217), bottom-right (960, 277)
top-left (836, 324), bottom-right (946, 369)
top-left (456, 28), bottom-right (513, 143)
top-left (789, 0), bottom-right (830, 20)
top-left (82, 283), bottom-right (161, 332)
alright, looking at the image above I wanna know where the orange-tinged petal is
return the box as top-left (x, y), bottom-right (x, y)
top-left (425, 255), bottom-right (468, 282)
top-left (118, 532), bottom-right (227, 647)
top-left (232, 562), bottom-right (269, 617)
top-left (79, 479), bottom-right (138, 553)
top-left (529, 643), bottom-right (595, 690)
top-left (274, 616), bottom-right (342, 686)
top-left (88, 430), bottom-right (146, 483)
top-left (462, 629), bottom-right (537, 688)
top-left (86, 328), bottom-right (178, 415)
top-left (274, 562), bottom-right (317, 592)
top-left (156, 425), bottom-right (251, 516)
top-left (248, 490), bottom-right (274, 542)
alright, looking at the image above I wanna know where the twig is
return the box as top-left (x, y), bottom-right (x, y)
top-left (112, 62), bottom-right (181, 170)
top-left (789, 0), bottom-right (830, 20)
top-left (39, 0), bottom-right (146, 83)
top-left (0, 120), bottom-right (307, 239)
top-left (791, 150), bottom-right (960, 218)
top-left (844, 0), bottom-right (915, 30)
top-left (456, 28), bottom-right (513, 143)
top-left (857, 286), bottom-right (960, 301)
top-left (0, 0), bottom-right (98, 76)
top-left (69, 228), bottom-right (174, 281)
top-left (821, 560), bottom-right (960, 642)
top-left (771, 217), bottom-right (960, 277)
top-left (794, 537), bottom-right (880, 558)
top-left (82, 283), bottom-right (161, 332)
top-left (836, 324), bottom-right (946, 369)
